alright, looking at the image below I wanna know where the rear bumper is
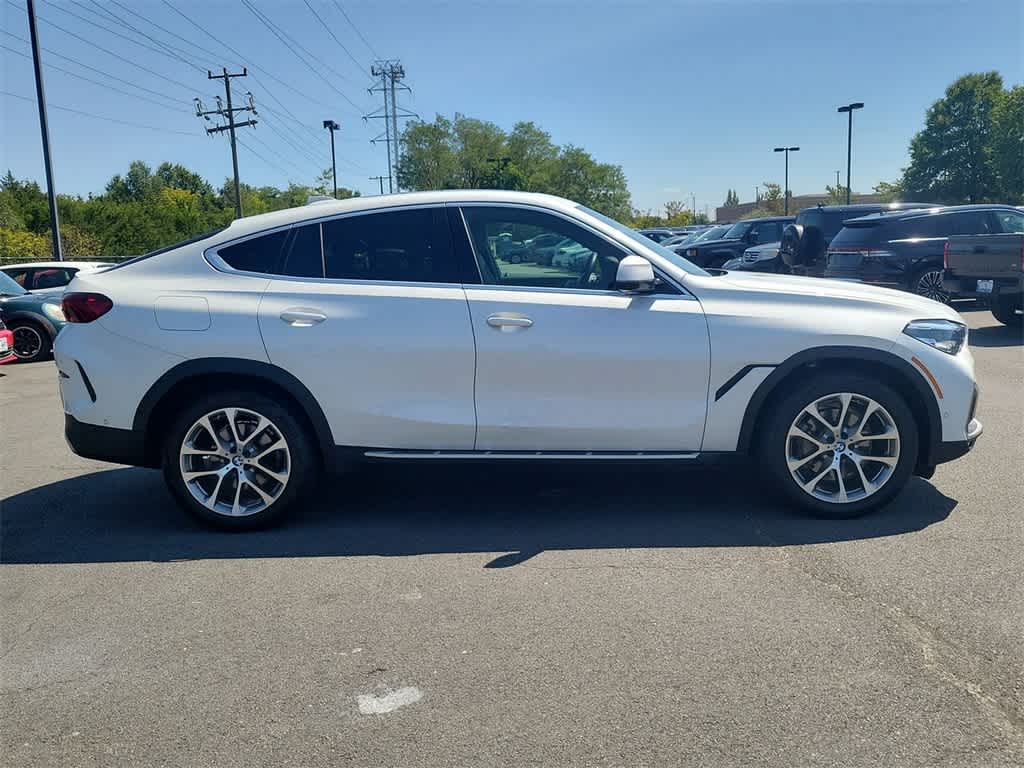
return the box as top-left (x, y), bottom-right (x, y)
top-left (942, 274), bottom-right (1022, 298)
top-left (64, 413), bottom-right (153, 467)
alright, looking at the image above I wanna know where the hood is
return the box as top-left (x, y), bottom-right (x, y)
top-left (714, 271), bottom-right (963, 322)
top-left (0, 291), bottom-right (54, 308)
top-left (686, 237), bottom-right (741, 251)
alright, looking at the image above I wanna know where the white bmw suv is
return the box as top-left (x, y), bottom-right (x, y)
top-left (55, 191), bottom-right (982, 528)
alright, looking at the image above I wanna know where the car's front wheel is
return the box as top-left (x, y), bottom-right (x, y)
top-left (760, 374), bottom-right (919, 518)
top-left (162, 391), bottom-right (317, 529)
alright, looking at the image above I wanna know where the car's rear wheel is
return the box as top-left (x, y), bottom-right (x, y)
top-left (760, 374), bottom-right (919, 518)
top-left (161, 391), bottom-right (317, 529)
top-left (911, 267), bottom-right (950, 303)
top-left (990, 294), bottom-right (1023, 327)
top-left (10, 321), bottom-right (51, 363)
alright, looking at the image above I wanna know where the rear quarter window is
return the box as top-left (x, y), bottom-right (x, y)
top-left (217, 230), bottom-right (289, 273)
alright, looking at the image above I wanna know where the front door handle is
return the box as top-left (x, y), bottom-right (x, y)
top-left (280, 308), bottom-right (327, 327)
top-left (487, 313), bottom-right (533, 330)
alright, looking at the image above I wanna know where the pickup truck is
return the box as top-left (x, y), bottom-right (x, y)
top-left (943, 233), bottom-right (1023, 326)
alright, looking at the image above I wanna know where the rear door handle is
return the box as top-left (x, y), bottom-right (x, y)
top-left (487, 313), bottom-right (533, 330)
top-left (280, 308), bottom-right (327, 327)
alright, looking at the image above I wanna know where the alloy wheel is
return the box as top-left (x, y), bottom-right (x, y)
top-left (179, 407), bottom-right (291, 517)
top-left (12, 325), bottom-right (43, 359)
top-left (785, 392), bottom-right (900, 504)
top-left (915, 270), bottom-right (949, 303)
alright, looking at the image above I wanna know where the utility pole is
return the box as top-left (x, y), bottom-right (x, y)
top-left (323, 119), bottom-right (340, 198)
top-left (835, 170), bottom-right (841, 190)
top-left (369, 175), bottom-right (390, 195)
top-left (365, 60), bottom-right (416, 194)
top-left (837, 102), bottom-right (864, 205)
top-left (196, 68), bottom-right (256, 218)
top-left (691, 193), bottom-right (697, 221)
top-left (773, 146), bottom-right (800, 215)
top-left (26, 0), bottom-right (62, 260)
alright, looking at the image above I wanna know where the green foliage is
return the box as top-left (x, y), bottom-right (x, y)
top-left (989, 85), bottom-right (1024, 202)
top-left (757, 182), bottom-right (785, 215)
top-left (872, 181), bottom-right (903, 202)
top-left (900, 72), bottom-right (1011, 203)
top-left (397, 113), bottom-right (632, 220)
top-left (723, 189), bottom-right (739, 207)
top-left (628, 201), bottom-right (695, 229)
top-left (0, 161), bottom-right (347, 260)
top-left (825, 184), bottom-right (849, 204)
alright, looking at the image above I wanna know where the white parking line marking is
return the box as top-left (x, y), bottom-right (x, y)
top-left (356, 686), bottom-right (423, 715)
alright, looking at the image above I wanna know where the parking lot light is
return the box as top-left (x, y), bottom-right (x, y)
top-left (837, 102), bottom-right (864, 205)
top-left (773, 146), bottom-right (800, 215)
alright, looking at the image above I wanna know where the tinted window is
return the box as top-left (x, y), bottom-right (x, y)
top-left (3, 268), bottom-right (30, 286)
top-left (892, 215), bottom-right (949, 239)
top-left (219, 230), bottom-right (288, 273)
top-left (949, 211), bottom-right (996, 235)
top-left (797, 210), bottom-right (853, 241)
top-left (752, 221), bottom-right (782, 244)
top-left (31, 267), bottom-right (76, 289)
top-left (281, 224), bottom-right (323, 278)
top-left (322, 207), bottom-right (458, 283)
top-left (463, 206), bottom-right (627, 290)
top-left (994, 209), bottom-right (1024, 233)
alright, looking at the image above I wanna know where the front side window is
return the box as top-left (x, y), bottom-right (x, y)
top-left (949, 211), bottom-right (996, 236)
top-left (752, 221), bottom-right (782, 244)
top-left (994, 209), bottom-right (1024, 234)
top-left (322, 207), bottom-right (458, 283)
top-left (462, 206), bottom-right (626, 291)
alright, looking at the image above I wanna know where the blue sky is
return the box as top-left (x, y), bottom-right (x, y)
top-left (1, 0), bottom-right (1022, 216)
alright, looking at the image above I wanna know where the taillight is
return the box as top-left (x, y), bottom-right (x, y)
top-left (62, 293), bottom-right (113, 323)
top-left (943, 240), bottom-right (950, 269)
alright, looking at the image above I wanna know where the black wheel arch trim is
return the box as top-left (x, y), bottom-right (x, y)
top-left (3, 311), bottom-right (58, 339)
top-left (133, 357), bottom-right (336, 466)
top-left (735, 345), bottom-right (943, 463)
top-left (714, 364), bottom-right (778, 401)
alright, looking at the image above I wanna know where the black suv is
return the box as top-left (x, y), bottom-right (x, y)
top-left (823, 205), bottom-right (1020, 302)
top-left (679, 216), bottom-right (793, 268)
top-left (779, 203), bottom-right (932, 277)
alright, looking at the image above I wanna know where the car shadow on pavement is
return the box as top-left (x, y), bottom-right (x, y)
top-left (967, 322), bottom-right (1023, 348)
top-left (1, 462), bottom-right (957, 567)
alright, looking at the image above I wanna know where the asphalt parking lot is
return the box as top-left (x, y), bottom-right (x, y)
top-left (2, 305), bottom-right (1022, 767)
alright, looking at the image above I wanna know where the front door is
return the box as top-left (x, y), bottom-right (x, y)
top-left (458, 205), bottom-right (710, 452)
top-left (256, 206), bottom-right (477, 450)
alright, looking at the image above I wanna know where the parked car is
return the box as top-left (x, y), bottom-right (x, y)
top-left (55, 191), bottom-right (981, 530)
top-left (637, 228), bottom-right (676, 243)
top-left (943, 225), bottom-right (1024, 326)
top-left (722, 241), bottom-right (783, 272)
top-left (679, 216), bottom-right (794, 268)
top-left (0, 270), bottom-right (68, 362)
top-left (823, 204), bottom-right (1023, 302)
top-left (778, 203), bottom-right (933, 278)
top-left (0, 317), bottom-right (16, 365)
top-left (1, 261), bottom-right (109, 293)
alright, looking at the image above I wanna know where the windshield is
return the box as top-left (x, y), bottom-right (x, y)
top-left (795, 209), bottom-right (848, 241)
top-left (0, 271), bottom-right (28, 296)
top-left (578, 205), bottom-right (710, 276)
top-left (723, 221), bottom-right (752, 239)
top-left (694, 225), bottom-right (730, 242)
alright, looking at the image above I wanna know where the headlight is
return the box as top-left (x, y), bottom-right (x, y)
top-left (42, 301), bottom-right (66, 322)
top-left (903, 319), bottom-right (967, 355)
top-left (686, 248), bottom-right (698, 258)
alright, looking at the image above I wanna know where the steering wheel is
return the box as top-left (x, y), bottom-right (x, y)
top-left (571, 251), bottom-right (600, 289)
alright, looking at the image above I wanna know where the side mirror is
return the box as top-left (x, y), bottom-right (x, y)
top-left (615, 255), bottom-right (656, 293)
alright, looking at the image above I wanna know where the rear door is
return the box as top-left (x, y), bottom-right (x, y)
top-left (458, 204), bottom-right (710, 452)
top-left (257, 206), bottom-right (478, 450)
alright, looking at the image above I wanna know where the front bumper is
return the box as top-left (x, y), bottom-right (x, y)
top-left (931, 417), bottom-right (983, 464)
top-left (64, 413), bottom-right (153, 467)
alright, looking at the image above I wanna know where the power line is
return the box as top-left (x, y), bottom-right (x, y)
top-left (0, 29), bottom-right (185, 107)
top-left (239, 0), bottom-right (363, 113)
top-left (237, 135), bottom-right (299, 181)
top-left (0, 43), bottom-right (187, 113)
top-left (89, 0), bottom-right (216, 72)
top-left (330, 0), bottom-right (379, 59)
top-left (2, 90), bottom-right (202, 136)
top-left (4, 0), bottom-right (198, 95)
top-left (300, 0), bottom-right (364, 72)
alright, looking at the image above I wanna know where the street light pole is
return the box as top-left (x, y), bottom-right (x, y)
top-left (773, 146), bottom-right (800, 215)
top-left (837, 102), bottom-right (864, 205)
top-left (323, 119), bottom-right (339, 198)
top-left (26, 0), bottom-right (62, 261)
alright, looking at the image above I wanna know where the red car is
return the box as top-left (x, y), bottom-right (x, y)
top-left (0, 317), bottom-right (15, 365)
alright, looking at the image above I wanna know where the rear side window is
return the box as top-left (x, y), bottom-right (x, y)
top-left (829, 223), bottom-right (884, 250)
top-left (281, 224), bottom-right (323, 278)
top-left (949, 211), bottom-right (996, 235)
top-left (322, 207), bottom-right (459, 283)
top-left (218, 230), bottom-right (288, 273)
top-left (892, 215), bottom-right (950, 239)
top-left (31, 267), bottom-right (76, 289)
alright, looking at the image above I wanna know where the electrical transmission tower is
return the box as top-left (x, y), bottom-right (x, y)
top-left (364, 60), bottom-right (416, 194)
top-left (196, 68), bottom-right (257, 218)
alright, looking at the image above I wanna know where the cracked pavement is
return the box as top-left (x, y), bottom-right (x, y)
top-left (2, 306), bottom-right (1022, 767)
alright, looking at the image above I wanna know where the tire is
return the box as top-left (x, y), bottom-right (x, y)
top-left (161, 390), bottom-right (318, 530)
top-left (10, 320), bottom-right (51, 363)
top-left (990, 294), bottom-right (1023, 327)
top-left (910, 266), bottom-right (950, 304)
top-left (759, 373), bottom-right (919, 518)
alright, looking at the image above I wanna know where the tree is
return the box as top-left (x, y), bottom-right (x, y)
top-left (989, 84), bottom-right (1024, 202)
top-left (901, 72), bottom-right (1005, 203)
top-left (758, 182), bottom-right (784, 215)
top-left (723, 189), bottom-right (739, 207)
top-left (396, 113), bottom-right (632, 219)
top-left (873, 181), bottom-right (903, 203)
top-left (825, 184), bottom-right (849, 204)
